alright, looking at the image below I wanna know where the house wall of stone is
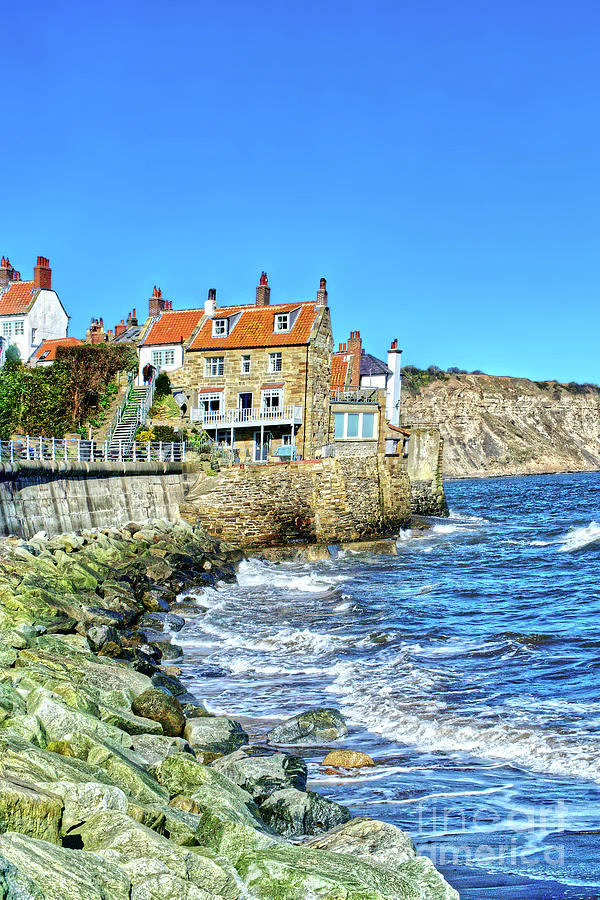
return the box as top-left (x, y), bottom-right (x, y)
top-left (304, 307), bottom-right (333, 456)
top-left (180, 454), bottom-right (412, 548)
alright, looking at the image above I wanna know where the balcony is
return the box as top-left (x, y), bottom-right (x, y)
top-left (190, 404), bottom-right (303, 428)
top-left (330, 388), bottom-right (380, 403)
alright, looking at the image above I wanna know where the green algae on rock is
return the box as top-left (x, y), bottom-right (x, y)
top-left (267, 708), bottom-right (348, 746)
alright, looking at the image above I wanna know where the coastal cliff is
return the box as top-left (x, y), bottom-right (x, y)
top-left (401, 373), bottom-right (600, 478)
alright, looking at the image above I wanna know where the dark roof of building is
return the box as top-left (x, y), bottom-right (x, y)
top-left (112, 325), bottom-right (143, 343)
top-left (360, 353), bottom-right (391, 378)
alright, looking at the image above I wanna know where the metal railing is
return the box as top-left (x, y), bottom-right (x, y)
top-left (190, 404), bottom-right (303, 427)
top-left (137, 375), bottom-right (156, 426)
top-left (330, 388), bottom-right (380, 403)
top-left (0, 437), bottom-right (186, 463)
top-left (0, 340), bottom-right (6, 374)
top-left (108, 371), bottom-right (135, 443)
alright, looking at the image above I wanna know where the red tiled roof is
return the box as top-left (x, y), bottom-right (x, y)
top-left (0, 281), bottom-right (39, 315)
top-left (188, 301), bottom-right (318, 351)
top-left (331, 354), bottom-right (350, 389)
top-left (141, 309), bottom-right (204, 346)
top-left (29, 337), bottom-right (83, 363)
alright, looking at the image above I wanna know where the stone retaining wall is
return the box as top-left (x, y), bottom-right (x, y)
top-left (405, 427), bottom-right (448, 516)
top-left (0, 461), bottom-right (197, 538)
top-left (181, 455), bottom-right (413, 547)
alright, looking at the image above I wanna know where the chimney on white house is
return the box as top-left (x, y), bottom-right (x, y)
top-left (204, 288), bottom-right (216, 317)
top-left (386, 338), bottom-right (402, 426)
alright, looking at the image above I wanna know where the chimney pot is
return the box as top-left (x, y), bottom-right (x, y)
top-left (33, 255), bottom-right (52, 290)
top-left (316, 275), bottom-right (328, 308)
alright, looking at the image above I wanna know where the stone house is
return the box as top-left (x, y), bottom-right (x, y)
top-left (0, 256), bottom-right (69, 364)
top-left (179, 273), bottom-right (333, 462)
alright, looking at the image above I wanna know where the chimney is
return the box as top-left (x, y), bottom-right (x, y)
top-left (386, 338), bottom-right (402, 426)
top-left (256, 271), bottom-right (270, 307)
top-left (0, 257), bottom-right (15, 291)
top-left (316, 276), bottom-right (328, 307)
top-left (114, 319), bottom-right (126, 337)
top-left (347, 330), bottom-right (362, 388)
top-left (205, 288), bottom-right (216, 318)
top-left (126, 308), bottom-right (138, 327)
top-left (149, 286), bottom-right (167, 317)
top-left (33, 256), bottom-right (52, 291)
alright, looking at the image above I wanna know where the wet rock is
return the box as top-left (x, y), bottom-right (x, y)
top-left (210, 747), bottom-right (307, 803)
top-left (267, 708), bottom-right (348, 745)
top-left (321, 749), bottom-right (375, 767)
top-left (305, 816), bottom-right (416, 866)
top-left (131, 689), bottom-right (185, 737)
top-left (183, 716), bottom-right (248, 757)
top-left (259, 787), bottom-right (350, 837)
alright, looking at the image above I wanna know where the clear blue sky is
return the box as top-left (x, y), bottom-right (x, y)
top-left (3, 0), bottom-right (599, 382)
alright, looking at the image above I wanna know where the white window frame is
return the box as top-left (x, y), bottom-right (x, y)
top-left (2, 323), bottom-right (11, 338)
top-left (14, 320), bottom-right (24, 336)
top-left (268, 352), bottom-right (282, 373)
top-left (261, 388), bottom-right (283, 410)
top-left (333, 411), bottom-right (378, 440)
top-left (241, 354), bottom-right (251, 374)
top-left (205, 356), bottom-right (224, 376)
top-left (274, 313), bottom-right (289, 333)
top-left (199, 391), bottom-right (223, 413)
top-left (151, 348), bottom-right (176, 368)
top-left (212, 318), bottom-right (228, 337)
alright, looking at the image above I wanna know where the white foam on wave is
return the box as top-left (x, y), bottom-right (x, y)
top-left (557, 521), bottom-right (600, 553)
top-left (328, 660), bottom-right (600, 783)
top-left (180, 618), bottom-right (338, 655)
top-left (236, 558), bottom-right (346, 593)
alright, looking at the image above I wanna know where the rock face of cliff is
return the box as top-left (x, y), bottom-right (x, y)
top-left (401, 374), bottom-right (600, 478)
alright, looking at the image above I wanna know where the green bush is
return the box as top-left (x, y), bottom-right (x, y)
top-left (154, 372), bottom-right (172, 397)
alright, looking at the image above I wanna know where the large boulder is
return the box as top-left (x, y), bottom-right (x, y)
top-left (305, 816), bottom-right (416, 866)
top-left (58, 781), bottom-right (129, 835)
top-left (131, 733), bottom-right (194, 769)
top-left (26, 687), bottom-right (133, 749)
top-left (0, 852), bottom-right (44, 899)
top-left (183, 717), bottom-right (248, 759)
top-left (267, 708), bottom-right (348, 745)
top-left (75, 811), bottom-right (240, 898)
top-left (210, 747), bottom-right (307, 803)
top-left (0, 776), bottom-right (63, 843)
top-left (131, 689), bottom-right (184, 737)
top-left (322, 749), bottom-right (374, 768)
top-left (259, 787), bottom-right (350, 837)
top-left (0, 831), bottom-right (132, 900)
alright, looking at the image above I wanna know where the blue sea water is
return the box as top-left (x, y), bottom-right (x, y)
top-left (177, 472), bottom-right (600, 897)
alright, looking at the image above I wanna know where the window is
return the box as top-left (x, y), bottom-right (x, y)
top-left (199, 392), bottom-right (223, 414)
top-left (268, 352), bottom-right (282, 373)
top-left (212, 318), bottom-right (228, 337)
top-left (334, 411), bottom-right (378, 440)
top-left (2, 323), bottom-right (11, 338)
top-left (347, 414), bottom-right (359, 438)
top-left (261, 388), bottom-right (282, 410)
top-left (282, 433), bottom-right (293, 446)
top-left (151, 348), bottom-right (176, 368)
top-left (31, 327), bottom-right (36, 344)
top-left (362, 413), bottom-right (375, 438)
top-left (14, 321), bottom-right (24, 336)
top-left (205, 356), bottom-right (224, 376)
top-left (241, 354), bottom-right (251, 374)
top-left (274, 313), bottom-right (289, 333)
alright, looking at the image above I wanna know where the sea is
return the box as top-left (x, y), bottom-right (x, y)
top-left (176, 472), bottom-right (600, 899)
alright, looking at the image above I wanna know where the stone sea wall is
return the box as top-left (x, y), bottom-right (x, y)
top-left (181, 455), bottom-right (414, 547)
top-left (0, 518), bottom-right (457, 899)
top-left (0, 461), bottom-right (197, 539)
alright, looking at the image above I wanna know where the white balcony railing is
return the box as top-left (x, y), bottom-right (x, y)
top-left (190, 404), bottom-right (303, 428)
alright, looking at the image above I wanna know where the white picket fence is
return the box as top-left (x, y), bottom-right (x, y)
top-left (0, 437), bottom-right (186, 463)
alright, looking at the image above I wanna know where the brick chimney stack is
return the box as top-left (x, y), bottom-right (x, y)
top-left (149, 286), bottom-right (167, 317)
top-left (316, 276), bottom-right (328, 307)
top-left (126, 308), bottom-right (138, 327)
top-left (114, 319), bottom-right (126, 337)
top-left (256, 271), bottom-right (271, 307)
top-left (33, 256), bottom-right (52, 291)
top-left (0, 257), bottom-right (15, 291)
top-left (347, 330), bottom-right (362, 387)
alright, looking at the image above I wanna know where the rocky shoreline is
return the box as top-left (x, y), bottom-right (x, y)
top-left (0, 518), bottom-right (457, 899)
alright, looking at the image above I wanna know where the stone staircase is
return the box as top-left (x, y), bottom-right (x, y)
top-left (107, 384), bottom-right (152, 459)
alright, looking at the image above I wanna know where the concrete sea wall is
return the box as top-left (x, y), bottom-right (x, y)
top-left (0, 461), bottom-right (196, 538)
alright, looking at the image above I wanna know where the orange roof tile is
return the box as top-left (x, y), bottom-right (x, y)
top-left (331, 354), bottom-right (350, 389)
top-left (30, 337), bottom-right (83, 363)
top-left (188, 301), bottom-right (318, 351)
top-left (141, 309), bottom-right (204, 346)
top-left (0, 281), bottom-right (39, 315)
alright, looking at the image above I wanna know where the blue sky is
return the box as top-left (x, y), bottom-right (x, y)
top-left (3, 0), bottom-right (599, 382)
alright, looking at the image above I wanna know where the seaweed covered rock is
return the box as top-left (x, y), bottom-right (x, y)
top-left (267, 708), bottom-right (348, 746)
top-left (210, 747), bottom-right (307, 803)
top-left (259, 787), bottom-right (350, 837)
top-left (305, 816), bottom-right (416, 866)
top-left (131, 689), bottom-right (185, 737)
top-left (183, 716), bottom-right (248, 758)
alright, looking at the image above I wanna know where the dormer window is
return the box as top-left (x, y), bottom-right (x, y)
top-left (212, 318), bottom-right (228, 337)
top-left (274, 313), bottom-right (289, 333)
